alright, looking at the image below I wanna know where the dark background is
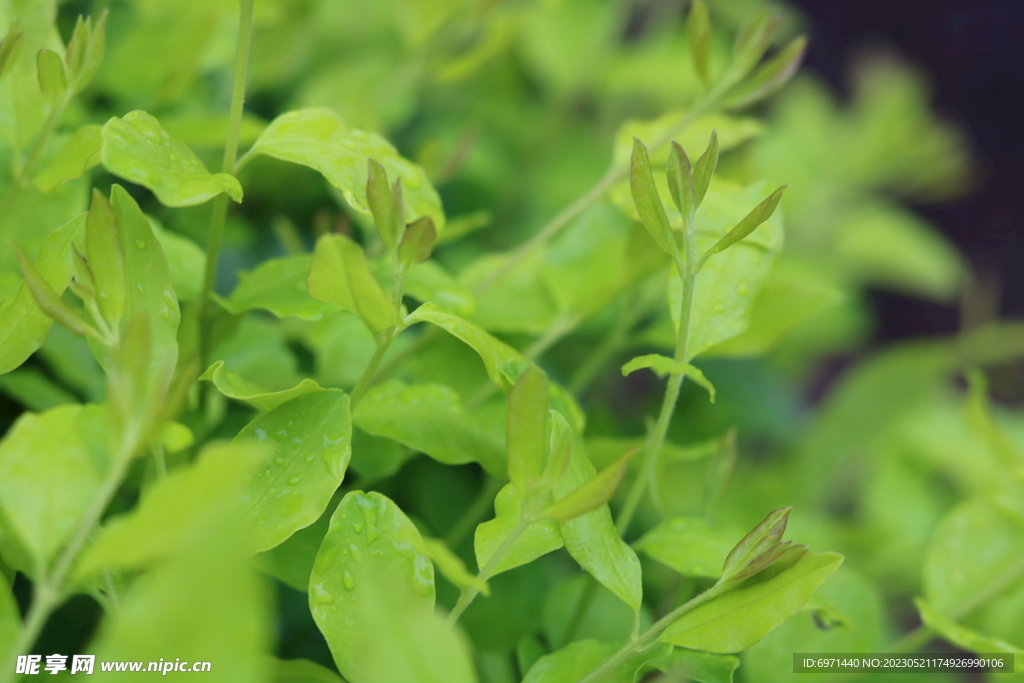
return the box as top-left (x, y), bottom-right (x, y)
top-left (794, 0), bottom-right (1024, 340)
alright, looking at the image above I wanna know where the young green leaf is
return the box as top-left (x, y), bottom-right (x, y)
top-left (666, 140), bottom-right (694, 220)
top-left (914, 598), bottom-right (1023, 655)
top-left (698, 185), bottom-right (786, 272)
top-left (648, 648), bottom-right (740, 683)
top-left (634, 517), bottom-right (738, 579)
top-left (101, 111), bottom-right (243, 206)
top-left (621, 354), bottom-right (716, 402)
top-left (83, 188), bottom-right (124, 328)
top-left (692, 130), bottom-right (719, 211)
top-left (199, 360), bottom-right (323, 412)
top-left (524, 639), bottom-right (671, 683)
top-left (219, 254), bottom-right (339, 321)
top-left (269, 658), bottom-right (346, 683)
top-left (398, 216), bottom-right (437, 267)
top-left (36, 48), bottom-right (66, 100)
top-left (309, 491), bottom-right (435, 683)
top-left (731, 11), bottom-right (782, 79)
top-left (423, 537), bottom-right (490, 596)
top-left (0, 22), bottom-right (23, 82)
top-left (69, 245), bottom-right (96, 307)
top-left (686, 1), bottom-right (711, 87)
top-left (0, 404), bottom-right (109, 567)
top-left (724, 36), bottom-right (808, 110)
top-left (553, 438), bottom-right (643, 615)
top-left (474, 482), bottom-right (563, 577)
top-left (542, 410), bottom-right (574, 486)
top-left (353, 380), bottom-right (505, 476)
top-left (660, 551), bottom-right (843, 652)
top-left (720, 507), bottom-right (793, 583)
top-left (507, 365), bottom-right (548, 495)
top-left (33, 124), bottom-right (103, 192)
top-left (630, 137), bottom-right (677, 256)
top-left (307, 233), bottom-right (400, 335)
top-left (238, 108), bottom-right (445, 230)
top-left (543, 447), bottom-right (636, 522)
top-left (0, 214), bottom-right (84, 376)
top-left (366, 158), bottom-right (399, 250)
top-left (64, 12), bottom-right (107, 95)
top-left (13, 242), bottom-right (95, 338)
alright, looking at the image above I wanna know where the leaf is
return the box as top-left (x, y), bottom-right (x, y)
top-left (630, 137), bottom-right (676, 256)
top-left (149, 220), bottom-right (205, 303)
top-left (611, 113), bottom-right (759, 173)
top-left (724, 36), bottom-right (807, 109)
top-left (0, 563), bottom-right (20, 666)
top-left (36, 48), bottom-right (66, 100)
top-left (90, 525), bottom-right (272, 683)
top-left (366, 158), bottom-right (400, 250)
top-left (475, 483), bottom-right (563, 578)
top-left (63, 12), bottom-right (106, 95)
top-left (621, 354), bottom-right (716, 402)
top-left (399, 216), bottom-right (436, 267)
top-left (238, 108), bottom-right (445, 230)
top-left (544, 448), bottom-right (636, 523)
top-left (308, 233), bottom-right (399, 335)
top-left (698, 186), bottom-right (786, 269)
top-left (507, 365), bottom-right (548, 494)
top-left (649, 649), bottom-right (739, 683)
top-left (666, 140), bottom-right (694, 220)
top-left (13, 241), bottom-right (94, 337)
top-left (402, 260), bottom-right (474, 316)
top-left (634, 518), bottom-right (738, 579)
top-left (692, 131), bottom-right (719, 212)
top-left (309, 491), bottom-right (435, 683)
top-left (524, 639), bottom-right (671, 683)
top-left (0, 214), bottom-right (84, 376)
top-left (101, 111), bottom-right (243, 206)
top-left (405, 302), bottom-right (526, 392)
top-left (221, 255), bottom-right (339, 321)
top-left (671, 180), bottom-right (785, 360)
top-left (731, 11), bottom-right (781, 77)
top-left (0, 22), bottom-right (23, 82)
top-left (75, 442), bottom-right (266, 578)
top-left (0, 2), bottom-right (62, 152)
top-left (33, 124), bottom-right (103, 192)
top-left (84, 188), bottom-right (124, 328)
top-left (353, 380), bottom-right (505, 476)
top-left (915, 598), bottom-right (1023, 654)
top-left (660, 551), bottom-right (843, 652)
top-left (270, 658), bottom-right (347, 683)
top-left (424, 536), bottom-right (490, 596)
top-left (0, 404), bottom-right (109, 566)
top-left (199, 361), bottom-right (324, 412)
top-left (686, 1), bottom-right (711, 87)
top-left (721, 507), bottom-right (794, 583)
top-left (234, 391), bottom-right (351, 553)
top-left (554, 439), bottom-right (643, 614)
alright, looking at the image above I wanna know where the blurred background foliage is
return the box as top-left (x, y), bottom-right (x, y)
top-left (2, 0), bottom-right (1022, 681)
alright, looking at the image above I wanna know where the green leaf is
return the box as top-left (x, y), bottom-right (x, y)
top-left (0, 214), bottom-right (84, 376)
top-left (0, 22), bottom-right (23, 82)
top-left (90, 526), bottom-right (272, 683)
top-left (612, 113), bottom-right (758, 174)
top-left (544, 447), bottom-right (635, 523)
top-left (366, 158), bottom-right (401, 250)
top-left (101, 111), bottom-right (243, 206)
top-left (239, 108), bottom-right (445, 230)
top-left (308, 233), bottom-right (399, 335)
top-left (524, 639), bottom-right (671, 683)
top-left (84, 188), bottom-right (124, 328)
top-left (108, 185), bottom-right (180, 386)
top-left (475, 483), bottom-right (563, 578)
top-left (199, 361), bottom-right (324, 412)
top-left (13, 241), bottom-right (94, 337)
top-left (149, 219), bottom-right (205, 303)
top-left (75, 442), bottom-right (267, 578)
top-left (36, 48), bottom-right (66, 100)
top-left (405, 302), bottom-right (526, 392)
top-left (731, 11), bottom-right (781, 78)
top-left (554, 438), bottom-right (642, 614)
top-left (309, 491), bottom-right (435, 683)
top-left (924, 497), bottom-right (1024, 614)
top-left (671, 180), bottom-right (785, 360)
top-left (353, 380), bottom-right (505, 476)
top-left (399, 216), bottom-right (437, 267)
top-left (630, 137), bottom-right (676, 256)
top-left (724, 36), bottom-right (807, 110)
top-left (33, 124), bottom-right (103, 192)
top-left (270, 658), bottom-right (346, 683)
top-left (686, 1), bottom-right (711, 87)
top-left (915, 598), bottom-right (1023, 654)
top-left (621, 354), bottom-right (716, 402)
top-left (0, 560), bottom-right (20, 666)
top-left (666, 140), bottom-right (694, 220)
top-left (63, 12), bottom-right (106, 95)
top-left (699, 186), bottom-right (786, 270)
top-left (634, 518), bottom-right (738, 579)
top-left (692, 131), bottom-right (719, 212)
top-left (721, 507), bottom-right (795, 583)
top-left (0, 404), bottom-right (109, 567)
top-left (221, 254), bottom-right (339, 321)
top-left (424, 536), bottom-right (490, 596)
top-left (0, 3), bottom-right (62, 152)
top-left (233, 391), bottom-right (351, 553)
top-left (660, 551), bottom-right (843, 652)
top-left (402, 259), bottom-right (474, 316)
top-left (649, 649), bottom-right (739, 683)
top-left (507, 365), bottom-right (548, 494)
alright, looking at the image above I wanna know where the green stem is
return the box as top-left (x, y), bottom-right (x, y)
top-left (350, 331), bottom-right (397, 408)
top-left (0, 104), bottom-right (61, 234)
top-left (447, 516), bottom-right (532, 625)
top-left (444, 475), bottom-right (504, 548)
top-left (199, 0), bottom-right (255, 366)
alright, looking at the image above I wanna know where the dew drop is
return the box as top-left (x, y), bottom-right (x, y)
top-left (135, 239), bottom-right (145, 249)
top-left (342, 571), bottom-right (355, 590)
top-left (274, 457), bottom-right (285, 466)
top-left (712, 302), bottom-right (726, 314)
top-left (736, 280), bottom-right (748, 296)
top-left (351, 521), bottom-right (363, 533)
top-left (287, 475), bottom-right (301, 485)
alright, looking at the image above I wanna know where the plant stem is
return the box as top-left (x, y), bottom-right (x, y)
top-left (444, 475), bottom-right (504, 548)
top-left (0, 104), bottom-right (61, 234)
top-left (199, 0), bottom-right (255, 367)
top-left (350, 331), bottom-right (397, 408)
top-left (447, 516), bottom-right (532, 625)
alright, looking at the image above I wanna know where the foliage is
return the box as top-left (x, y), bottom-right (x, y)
top-left (0, 2), bottom-right (1019, 683)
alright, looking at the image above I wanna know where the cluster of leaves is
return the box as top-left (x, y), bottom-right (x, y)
top-left (0, 1), bottom-right (1021, 683)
